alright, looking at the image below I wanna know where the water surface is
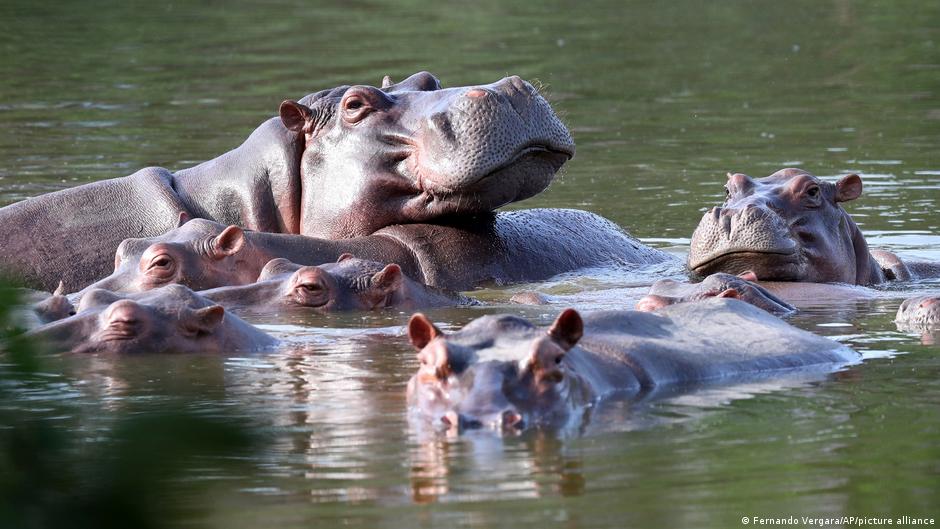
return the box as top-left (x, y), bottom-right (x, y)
top-left (1, 1), bottom-right (939, 527)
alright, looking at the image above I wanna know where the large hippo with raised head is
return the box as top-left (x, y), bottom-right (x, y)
top-left (0, 72), bottom-right (575, 291)
top-left (405, 298), bottom-right (858, 432)
top-left (687, 168), bottom-right (940, 286)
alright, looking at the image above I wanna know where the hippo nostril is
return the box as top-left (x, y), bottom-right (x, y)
top-left (466, 88), bottom-right (490, 99)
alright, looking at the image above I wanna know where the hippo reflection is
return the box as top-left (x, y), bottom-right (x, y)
top-left (28, 285), bottom-right (276, 354)
top-left (406, 299), bottom-right (858, 432)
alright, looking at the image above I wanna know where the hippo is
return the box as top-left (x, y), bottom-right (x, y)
top-left (27, 284), bottom-right (277, 354)
top-left (636, 272), bottom-right (796, 315)
top-left (0, 72), bottom-right (575, 292)
top-left (687, 168), bottom-right (940, 286)
top-left (78, 209), bottom-right (672, 296)
top-left (895, 295), bottom-right (940, 345)
top-left (405, 298), bottom-right (858, 432)
top-left (200, 256), bottom-right (474, 313)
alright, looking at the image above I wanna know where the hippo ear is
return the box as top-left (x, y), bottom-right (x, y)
top-left (635, 294), bottom-right (673, 312)
top-left (212, 226), bottom-right (245, 259)
top-left (337, 253), bottom-right (355, 262)
top-left (381, 75), bottom-right (394, 89)
top-left (176, 211), bottom-right (191, 228)
top-left (184, 305), bottom-right (225, 336)
top-left (716, 288), bottom-right (741, 299)
top-left (547, 308), bottom-right (583, 351)
top-left (835, 174), bottom-right (863, 203)
top-left (408, 313), bottom-right (443, 350)
top-left (372, 264), bottom-right (403, 294)
top-left (53, 280), bottom-right (66, 297)
top-left (279, 100), bottom-right (313, 133)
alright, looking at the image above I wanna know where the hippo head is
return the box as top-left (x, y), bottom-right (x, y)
top-left (30, 285), bottom-right (276, 354)
top-left (637, 272), bottom-right (796, 316)
top-left (896, 295), bottom-right (940, 328)
top-left (280, 71), bottom-right (575, 238)
top-left (251, 256), bottom-right (410, 311)
top-left (688, 168), bottom-right (881, 285)
top-left (406, 309), bottom-right (592, 432)
top-left (81, 218), bottom-right (257, 296)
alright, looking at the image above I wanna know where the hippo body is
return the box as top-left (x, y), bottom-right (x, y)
top-left (637, 273), bottom-right (796, 315)
top-left (406, 298), bottom-right (858, 431)
top-left (80, 209), bottom-right (673, 296)
top-left (201, 257), bottom-right (474, 313)
top-left (27, 285), bottom-right (276, 354)
top-left (687, 168), bottom-right (939, 286)
top-left (0, 72), bottom-right (574, 292)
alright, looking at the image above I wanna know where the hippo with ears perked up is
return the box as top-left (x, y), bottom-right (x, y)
top-left (688, 168), bottom-right (940, 286)
top-left (405, 298), bottom-right (858, 432)
top-left (0, 72), bottom-right (575, 291)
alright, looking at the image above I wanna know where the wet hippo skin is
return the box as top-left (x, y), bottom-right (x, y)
top-left (79, 209), bottom-right (674, 296)
top-left (0, 72), bottom-right (575, 291)
top-left (200, 256), bottom-right (474, 313)
top-left (406, 298), bottom-right (858, 432)
top-left (688, 168), bottom-right (940, 286)
top-left (27, 284), bottom-right (277, 354)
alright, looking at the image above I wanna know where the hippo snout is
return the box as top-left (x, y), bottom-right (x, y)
top-left (441, 407), bottom-right (525, 432)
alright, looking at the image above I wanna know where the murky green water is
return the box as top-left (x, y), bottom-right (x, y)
top-left (2, 0), bottom-right (939, 527)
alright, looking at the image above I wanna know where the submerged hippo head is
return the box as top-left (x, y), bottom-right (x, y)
top-left (205, 255), bottom-right (459, 312)
top-left (637, 272), bottom-right (796, 316)
top-left (406, 309), bottom-right (591, 432)
top-left (688, 168), bottom-right (881, 285)
top-left (30, 284), bottom-right (276, 354)
top-left (281, 71), bottom-right (575, 237)
top-left (81, 218), bottom-right (258, 296)
top-left (896, 295), bottom-right (940, 328)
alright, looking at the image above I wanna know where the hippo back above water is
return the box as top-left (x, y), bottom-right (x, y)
top-left (0, 72), bottom-right (574, 291)
top-left (406, 298), bottom-right (858, 432)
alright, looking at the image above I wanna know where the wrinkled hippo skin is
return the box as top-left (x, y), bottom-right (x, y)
top-left (687, 168), bottom-right (940, 285)
top-left (0, 72), bottom-right (574, 292)
top-left (406, 298), bottom-right (858, 431)
top-left (637, 272), bottom-right (796, 315)
top-left (201, 256), bottom-right (473, 313)
top-left (28, 284), bottom-right (277, 354)
top-left (80, 209), bottom-right (673, 296)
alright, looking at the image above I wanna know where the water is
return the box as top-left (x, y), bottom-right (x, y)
top-left (2, 0), bottom-right (939, 527)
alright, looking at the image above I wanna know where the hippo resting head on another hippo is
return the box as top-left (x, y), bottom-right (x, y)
top-left (27, 285), bottom-right (277, 354)
top-left (688, 168), bottom-right (887, 285)
top-left (406, 298), bottom-right (858, 432)
top-left (200, 256), bottom-right (472, 313)
top-left (282, 72), bottom-right (575, 238)
top-left (0, 72), bottom-right (574, 291)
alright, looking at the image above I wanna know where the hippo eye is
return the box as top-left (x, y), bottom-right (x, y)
top-left (145, 254), bottom-right (175, 278)
top-left (724, 186), bottom-right (731, 198)
top-left (806, 186), bottom-right (820, 198)
top-left (300, 282), bottom-right (323, 293)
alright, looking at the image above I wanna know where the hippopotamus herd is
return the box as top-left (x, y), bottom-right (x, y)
top-left (3, 72), bottom-right (938, 433)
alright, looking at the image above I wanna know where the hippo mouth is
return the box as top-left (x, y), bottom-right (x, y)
top-left (690, 250), bottom-right (801, 279)
top-left (413, 144), bottom-right (572, 204)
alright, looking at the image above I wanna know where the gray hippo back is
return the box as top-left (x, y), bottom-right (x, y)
top-left (406, 298), bottom-right (858, 432)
